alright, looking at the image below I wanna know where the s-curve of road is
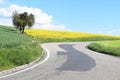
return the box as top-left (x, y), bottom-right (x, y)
top-left (1, 42), bottom-right (120, 80)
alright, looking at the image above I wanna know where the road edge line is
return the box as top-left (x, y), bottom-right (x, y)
top-left (0, 44), bottom-right (50, 79)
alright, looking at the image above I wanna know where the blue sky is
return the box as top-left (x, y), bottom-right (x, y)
top-left (1, 0), bottom-right (120, 35)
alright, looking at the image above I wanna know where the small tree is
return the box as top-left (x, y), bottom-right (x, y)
top-left (12, 11), bottom-right (35, 33)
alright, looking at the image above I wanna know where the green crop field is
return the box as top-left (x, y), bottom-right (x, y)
top-left (0, 25), bottom-right (42, 71)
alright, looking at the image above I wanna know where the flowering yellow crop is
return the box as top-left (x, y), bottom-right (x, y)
top-left (25, 29), bottom-right (120, 39)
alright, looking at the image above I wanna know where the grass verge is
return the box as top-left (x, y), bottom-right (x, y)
top-left (0, 25), bottom-right (42, 71)
top-left (88, 40), bottom-right (120, 56)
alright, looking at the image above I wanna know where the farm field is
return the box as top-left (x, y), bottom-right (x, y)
top-left (25, 29), bottom-right (120, 42)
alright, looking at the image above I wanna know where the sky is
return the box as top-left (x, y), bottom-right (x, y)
top-left (0, 0), bottom-right (120, 35)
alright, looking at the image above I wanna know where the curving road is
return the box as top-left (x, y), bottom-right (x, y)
top-left (1, 42), bottom-right (120, 80)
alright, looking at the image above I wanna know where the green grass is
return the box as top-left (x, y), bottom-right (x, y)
top-left (0, 25), bottom-right (42, 71)
top-left (88, 40), bottom-right (120, 56)
top-left (36, 36), bottom-right (120, 43)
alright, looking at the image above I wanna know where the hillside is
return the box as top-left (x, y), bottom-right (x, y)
top-left (0, 25), bottom-right (42, 71)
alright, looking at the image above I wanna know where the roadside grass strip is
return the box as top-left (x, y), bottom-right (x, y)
top-left (0, 25), bottom-right (42, 71)
top-left (88, 40), bottom-right (120, 56)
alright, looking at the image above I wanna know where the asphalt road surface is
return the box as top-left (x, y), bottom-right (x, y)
top-left (1, 42), bottom-right (120, 80)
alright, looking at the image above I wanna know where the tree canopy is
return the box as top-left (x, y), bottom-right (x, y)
top-left (12, 11), bottom-right (35, 33)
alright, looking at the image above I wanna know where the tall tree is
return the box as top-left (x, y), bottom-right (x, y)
top-left (12, 11), bottom-right (35, 33)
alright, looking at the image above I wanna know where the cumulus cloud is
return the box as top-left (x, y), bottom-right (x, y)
top-left (0, 4), bottom-right (66, 30)
top-left (35, 24), bottom-right (66, 30)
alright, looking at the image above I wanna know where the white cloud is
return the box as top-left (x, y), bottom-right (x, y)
top-left (0, 4), bottom-right (66, 30)
top-left (34, 23), bottom-right (66, 30)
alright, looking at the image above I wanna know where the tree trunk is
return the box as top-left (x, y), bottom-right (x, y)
top-left (21, 27), bottom-right (24, 34)
top-left (19, 26), bottom-right (22, 31)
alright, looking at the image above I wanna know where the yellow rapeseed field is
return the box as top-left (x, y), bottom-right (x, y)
top-left (25, 29), bottom-right (120, 39)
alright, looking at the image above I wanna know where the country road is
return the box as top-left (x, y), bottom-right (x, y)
top-left (1, 42), bottom-right (120, 80)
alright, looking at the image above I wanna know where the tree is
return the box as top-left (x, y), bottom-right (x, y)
top-left (12, 11), bottom-right (35, 33)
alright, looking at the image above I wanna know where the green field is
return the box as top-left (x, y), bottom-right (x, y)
top-left (0, 25), bottom-right (42, 71)
top-left (88, 41), bottom-right (120, 56)
top-left (36, 36), bottom-right (120, 43)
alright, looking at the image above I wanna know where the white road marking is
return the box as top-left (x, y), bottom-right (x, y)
top-left (0, 44), bottom-right (50, 79)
